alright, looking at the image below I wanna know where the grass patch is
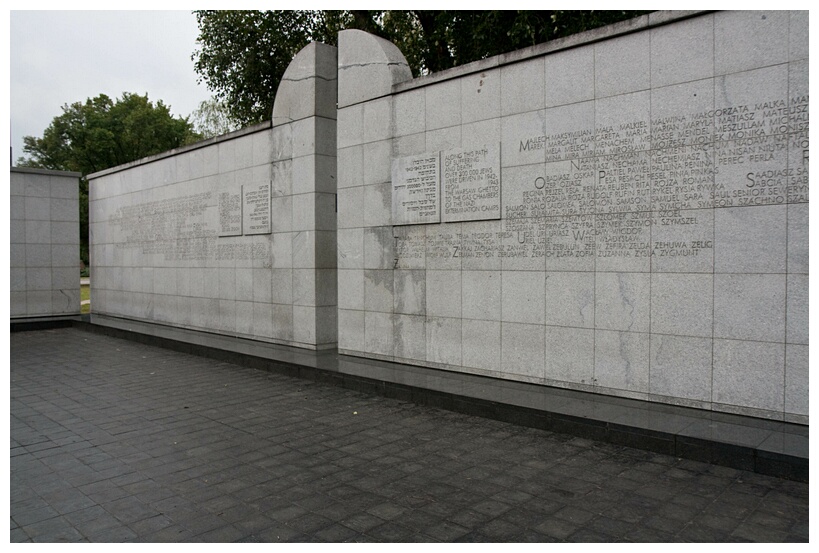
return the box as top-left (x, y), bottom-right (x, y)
top-left (81, 284), bottom-right (90, 314)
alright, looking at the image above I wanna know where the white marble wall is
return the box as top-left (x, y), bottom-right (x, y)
top-left (336, 12), bottom-right (809, 422)
top-left (90, 42), bottom-right (338, 349)
top-left (10, 167), bottom-right (81, 318)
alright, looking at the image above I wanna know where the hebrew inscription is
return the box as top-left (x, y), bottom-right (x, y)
top-left (218, 187), bottom-right (243, 237)
top-left (392, 152), bottom-right (441, 225)
top-left (442, 145), bottom-right (501, 222)
top-left (243, 182), bottom-right (272, 235)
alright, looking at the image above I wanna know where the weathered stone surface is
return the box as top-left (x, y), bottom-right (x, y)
top-left (337, 30), bottom-right (412, 108)
top-left (336, 12), bottom-right (809, 422)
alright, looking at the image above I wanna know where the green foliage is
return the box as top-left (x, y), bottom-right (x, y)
top-left (192, 10), bottom-right (652, 125)
top-left (191, 10), bottom-right (345, 128)
top-left (373, 10), bottom-right (654, 74)
top-left (189, 98), bottom-right (241, 139)
top-left (18, 92), bottom-right (198, 173)
top-left (17, 92), bottom-right (199, 266)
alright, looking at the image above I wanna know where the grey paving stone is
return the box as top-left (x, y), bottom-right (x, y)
top-left (643, 514), bottom-right (691, 535)
top-left (286, 512), bottom-right (334, 534)
top-left (534, 517), bottom-right (579, 540)
top-left (366, 520), bottom-right (417, 542)
top-left (10, 329), bottom-right (809, 543)
top-left (255, 522), bottom-right (303, 542)
top-left (128, 514), bottom-right (175, 535)
top-left (554, 505), bottom-right (597, 525)
top-left (567, 527), bottom-right (614, 542)
top-left (453, 530), bottom-right (493, 542)
top-left (23, 515), bottom-right (86, 543)
top-left (366, 501), bottom-right (407, 520)
top-left (682, 522), bottom-right (737, 542)
top-left (131, 525), bottom-right (195, 543)
top-left (313, 523), bottom-right (361, 542)
top-left (586, 515), bottom-right (635, 539)
top-left (11, 505), bottom-right (60, 527)
top-left (195, 523), bottom-right (250, 542)
top-left (624, 524), bottom-right (677, 542)
top-left (480, 517), bottom-right (525, 540)
top-left (10, 527), bottom-right (31, 543)
top-left (340, 512), bottom-right (385, 534)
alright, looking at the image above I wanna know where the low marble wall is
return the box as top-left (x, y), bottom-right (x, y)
top-left (335, 11), bottom-right (809, 422)
top-left (11, 167), bottom-right (82, 319)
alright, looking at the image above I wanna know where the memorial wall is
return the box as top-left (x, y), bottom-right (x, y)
top-left (85, 11), bottom-right (807, 424)
top-left (89, 42), bottom-right (338, 349)
top-left (11, 167), bottom-right (82, 319)
top-left (336, 11), bottom-right (809, 422)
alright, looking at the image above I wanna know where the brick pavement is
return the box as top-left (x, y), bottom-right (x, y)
top-left (10, 328), bottom-right (809, 542)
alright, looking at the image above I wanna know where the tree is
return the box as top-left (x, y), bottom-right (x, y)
top-left (191, 10), bottom-right (348, 128)
top-left (17, 92), bottom-right (200, 267)
top-left (189, 98), bottom-right (241, 139)
top-left (192, 10), bottom-right (652, 126)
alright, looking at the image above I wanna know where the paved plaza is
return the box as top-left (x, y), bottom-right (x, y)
top-left (11, 328), bottom-right (809, 542)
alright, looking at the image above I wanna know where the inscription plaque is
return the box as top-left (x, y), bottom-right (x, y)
top-left (442, 144), bottom-right (501, 222)
top-left (392, 152), bottom-right (441, 225)
top-left (243, 182), bottom-right (272, 235)
top-left (218, 188), bottom-right (243, 237)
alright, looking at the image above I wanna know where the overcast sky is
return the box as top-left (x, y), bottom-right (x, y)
top-left (9, 10), bottom-right (213, 164)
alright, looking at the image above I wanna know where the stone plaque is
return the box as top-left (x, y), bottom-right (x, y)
top-left (442, 144), bottom-right (501, 222)
top-left (392, 152), bottom-right (440, 225)
top-left (218, 188), bottom-right (243, 237)
top-left (243, 182), bottom-right (272, 235)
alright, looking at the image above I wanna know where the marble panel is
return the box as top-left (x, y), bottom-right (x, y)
top-left (426, 269), bottom-right (461, 318)
top-left (462, 319), bottom-right (501, 372)
top-left (502, 57), bottom-right (545, 115)
top-left (784, 344), bottom-right (808, 416)
top-left (714, 274), bottom-right (786, 343)
top-left (594, 329), bottom-right (650, 393)
top-left (714, 11), bottom-right (789, 75)
top-left (544, 271), bottom-right (595, 329)
top-left (649, 334), bottom-right (713, 402)
top-left (501, 271), bottom-right (545, 325)
top-left (595, 272), bottom-right (650, 333)
top-left (426, 316), bottom-right (462, 366)
top-left (338, 308), bottom-right (365, 351)
top-left (501, 322), bottom-right (545, 380)
top-left (650, 273), bottom-right (713, 338)
top-left (394, 269), bottom-right (426, 316)
top-left (650, 14), bottom-right (714, 88)
top-left (462, 270), bottom-right (501, 322)
top-left (544, 326), bottom-right (594, 385)
top-left (543, 46), bottom-right (594, 108)
top-left (461, 67), bottom-right (500, 124)
top-left (786, 274), bottom-right (808, 345)
top-left (426, 78), bottom-right (461, 131)
top-left (713, 338), bottom-right (785, 413)
top-left (393, 313), bottom-right (426, 362)
top-left (595, 31), bottom-right (650, 98)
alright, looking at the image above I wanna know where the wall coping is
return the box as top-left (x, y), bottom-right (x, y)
top-left (86, 120), bottom-right (272, 180)
top-left (391, 11), bottom-right (710, 95)
top-left (11, 166), bottom-right (82, 178)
